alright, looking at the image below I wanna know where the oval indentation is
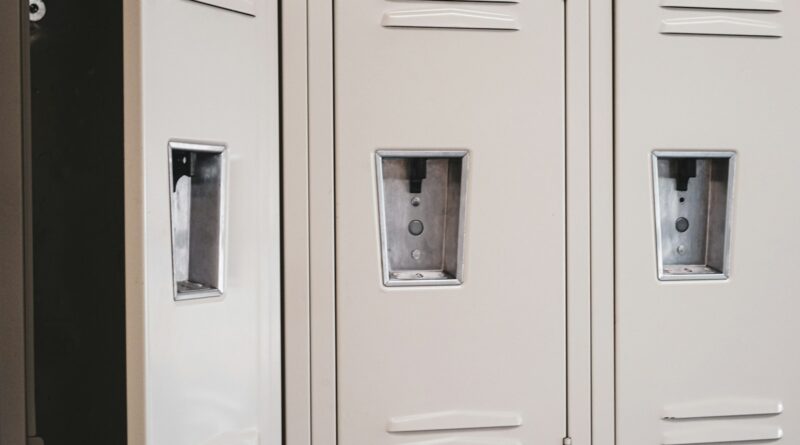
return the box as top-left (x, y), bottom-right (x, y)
top-left (661, 0), bottom-right (782, 11)
top-left (663, 398), bottom-right (783, 420)
top-left (388, 410), bottom-right (522, 433)
top-left (400, 438), bottom-right (521, 445)
top-left (382, 8), bottom-right (519, 31)
top-left (660, 16), bottom-right (782, 37)
top-left (663, 425), bottom-right (783, 444)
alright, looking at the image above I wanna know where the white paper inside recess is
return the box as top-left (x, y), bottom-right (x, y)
top-left (171, 176), bottom-right (192, 283)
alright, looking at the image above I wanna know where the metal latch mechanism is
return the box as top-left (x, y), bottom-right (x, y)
top-left (29, 0), bottom-right (46, 22)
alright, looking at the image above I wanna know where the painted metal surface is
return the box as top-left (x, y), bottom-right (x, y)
top-left (660, 16), bottom-right (782, 37)
top-left (189, 0), bottom-right (255, 16)
top-left (334, 0), bottom-right (567, 442)
top-left (387, 410), bottom-right (522, 433)
top-left (381, 8), bottom-right (520, 31)
top-left (126, 0), bottom-right (281, 442)
top-left (662, 398), bottom-right (783, 420)
top-left (661, 0), bottom-right (783, 11)
top-left (615, 0), bottom-right (799, 443)
top-left (662, 425), bottom-right (783, 445)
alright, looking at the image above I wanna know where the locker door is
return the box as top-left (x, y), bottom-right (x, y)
top-left (334, 0), bottom-right (567, 443)
top-left (129, 0), bottom-right (281, 443)
top-left (615, 1), bottom-right (800, 443)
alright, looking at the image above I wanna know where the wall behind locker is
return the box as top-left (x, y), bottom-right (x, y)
top-left (30, 0), bottom-right (127, 443)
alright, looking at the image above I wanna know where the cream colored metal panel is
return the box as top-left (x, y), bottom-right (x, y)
top-left (661, 0), bottom-right (783, 11)
top-left (589, 1), bottom-right (616, 444)
top-left (334, 1), bottom-right (566, 443)
top-left (281, 0), bottom-right (312, 441)
top-left (307, 0), bottom-right (338, 442)
top-left (659, 16), bottom-right (782, 37)
top-left (123, 1), bottom-right (146, 443)
top-left (190, 0), bottom-right (255, 16)
top-left (381, 8), bottom-right (520, 30)
top-left (127, 0), bottom-right (281, 443)
top-left (565, 0), bottom-right (593, 443)
top-left (615, 1), bottom-right (799, 443)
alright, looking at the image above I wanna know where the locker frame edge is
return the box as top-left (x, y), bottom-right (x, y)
top-left (0, 1), bottom-right (27, 444)
top-left (282, 0), bottom-right (617, 444)
top-left (123, 0), bottom-right (147, 443)
top-left (590, 0), bottom-right (617, 444)
top-left (281, 0), bottom-right (313, 442)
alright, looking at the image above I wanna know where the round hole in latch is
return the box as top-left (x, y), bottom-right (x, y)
top-left (408, 220), bottom-right (424, 236)
top-left (675, 217), bottom-right (690, 233)
top-left (679, 197), bottom-right (685, 203)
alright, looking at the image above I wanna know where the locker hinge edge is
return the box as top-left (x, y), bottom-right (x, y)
top-left (563, 437), bottom-right (573, 445)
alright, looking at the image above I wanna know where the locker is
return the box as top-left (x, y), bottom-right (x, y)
top-left (125, 0), bottom-right (282, 443)
top-left (0, 0), bottom-right (283, 442)
top-left (333, 0), bottom-right (567, 443)
top-left (283, 0), bottom-right (800, 444)
top-left (4, 0), bottom-right (800, 443)
top-left (1, 0), bottom-right (281, 444)
top-left (615, 0), bottom-right (800, 444)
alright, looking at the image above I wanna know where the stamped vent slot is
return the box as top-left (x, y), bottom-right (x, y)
top-left (659, 0), bottom-right (783, 37)
top-left (662, 425), bottom-right (783, 444)
top-left (408, 0), bottom-right (519, 3)
top-left (382, 8), bottom-right (519, 30)
top-left (388, 410), bottom-right (522, 433)
top-left (661, 0), bottom-right (783, 11)
top-left (663, 398), bottom-right (784, 420)
top-left (398, 438), bottom-right (522, 445)
top-left (660, 16), bottom-right (782, 37)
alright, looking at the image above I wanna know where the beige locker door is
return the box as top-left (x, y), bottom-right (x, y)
top-left (615, 1), bottom-right (800, 444)
top-left (334, 1), bottom-right (566, 444)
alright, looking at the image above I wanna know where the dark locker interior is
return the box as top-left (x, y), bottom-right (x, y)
top-left (28, 0), bottom-right (127, 443)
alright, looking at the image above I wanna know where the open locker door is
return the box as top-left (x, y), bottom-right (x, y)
top-left (125, 0), bottom-right (281, 443)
